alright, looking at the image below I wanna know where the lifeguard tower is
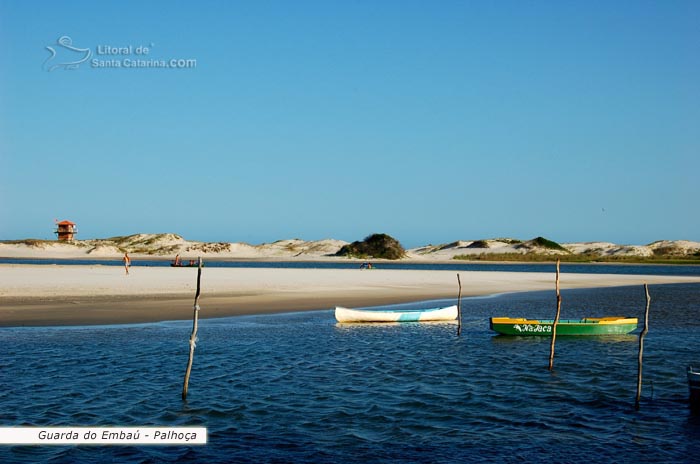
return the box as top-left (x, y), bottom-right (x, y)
top-left (54, 220), bottom-right (78, 241)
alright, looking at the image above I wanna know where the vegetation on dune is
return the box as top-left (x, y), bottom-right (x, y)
top-left (652, 247), bottom-right (671, 256)
top-left (516, 236), bottom-right (568, 252)
top-left (0, 239), bottom-right (55, 246)
top-left (495, 238), bottom-right (523, 245)
top-left (95, 234), bottom-right (185, 254)
top-left (106, 233), bottom-right (184, 245)
top-left (0, 238), bottom-right (90, 249)
top-left (454, 252), bottom-right (700, 264)
top-left (467, 240), bottom-right (490, 249)
top-left (651, 245), bottom-right (691, 257)
top-left (187, 242), bottom-right (231, 253)
top-left (437, 241), bottom-right (463, 250)
top-left (335, 233), bottom-right (406, 260)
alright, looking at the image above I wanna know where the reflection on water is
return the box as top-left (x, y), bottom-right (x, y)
top-left (568, 333), bottom-right (639, 343)
top-left (1, 283), bottom-right (699, 463)
top-left (336, 320), bottom-right (458, 329)
top-left (489, 333), bottom-right (638, 344)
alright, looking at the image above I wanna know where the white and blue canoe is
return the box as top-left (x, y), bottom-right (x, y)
top-left (334, 305), bottom-right (458, 323)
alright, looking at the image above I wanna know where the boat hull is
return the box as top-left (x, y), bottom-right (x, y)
top-left (688, 366), bottom-right (700, 412)
top-left (335, 305), bottom-right (458, 323)
top-left (490, 317), bottom-right (638, 336)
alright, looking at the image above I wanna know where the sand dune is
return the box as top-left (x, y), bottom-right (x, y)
top-left (1, 234), bottom-right (698, 261)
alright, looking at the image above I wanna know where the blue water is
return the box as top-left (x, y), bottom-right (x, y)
top-left (2, 257), bottom-right (700, 277)
top-left (2, 283), bottom-right (700, 463)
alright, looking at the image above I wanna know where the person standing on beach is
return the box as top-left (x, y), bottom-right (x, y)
top-left (123, 252), bottom-right (131, 275)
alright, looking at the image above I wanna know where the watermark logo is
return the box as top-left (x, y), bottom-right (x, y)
top-left (43, 35), bottom-right (197, 72)
top-left (44, 36), bottom-right (92, 71)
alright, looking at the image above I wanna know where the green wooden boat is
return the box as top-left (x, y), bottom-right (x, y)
top-left (490, 316), bottom-right (638, 336)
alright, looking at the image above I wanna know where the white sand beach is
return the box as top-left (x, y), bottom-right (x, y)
top-left (2, 264), bottom-right (699, 326)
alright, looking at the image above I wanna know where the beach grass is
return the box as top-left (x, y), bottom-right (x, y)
top-left (453, 252), bottom-right (700, 264)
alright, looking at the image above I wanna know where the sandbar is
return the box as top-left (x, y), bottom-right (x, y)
top-left (1, 264), bottom-right (699, 327)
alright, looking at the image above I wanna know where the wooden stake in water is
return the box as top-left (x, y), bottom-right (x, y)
top-left (182, 257), bottom-right (203, 400)
top-left (548, 259), bottom-right (562, 371)
top-left (456, 273), bottom-right (463, 336)
top-left (635, 283), bottom-right (651, 410)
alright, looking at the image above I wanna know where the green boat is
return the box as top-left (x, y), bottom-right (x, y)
top-left (489, 316), bottom-right (638, 336)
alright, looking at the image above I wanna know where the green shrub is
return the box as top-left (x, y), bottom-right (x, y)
top-left (515, 236), bottom-right (567, 252)
top-left (336, 233), bottom-right (406, 260)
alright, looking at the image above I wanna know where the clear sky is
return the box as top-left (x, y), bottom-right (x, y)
top-left (1, 1), bottom-right (698, 247)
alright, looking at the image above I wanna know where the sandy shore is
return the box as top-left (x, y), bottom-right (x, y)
top-left (1, 264), bottom-right (699, 327)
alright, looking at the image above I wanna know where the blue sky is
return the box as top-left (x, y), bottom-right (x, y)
top-left (1, 1), bottom-right (698, 247)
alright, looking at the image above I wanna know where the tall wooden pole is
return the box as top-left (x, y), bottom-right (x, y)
top-left (456, 273), bottom-right (463, 336)
top-left (635, 283), bottom-right (651, 410)
top-left (182, 257), bottom-right (203, 400)
top-left (548, 259), bottom-right (562, 371)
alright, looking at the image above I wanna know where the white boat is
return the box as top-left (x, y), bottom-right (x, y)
top-left (334, 305), bottom-right (458, 323)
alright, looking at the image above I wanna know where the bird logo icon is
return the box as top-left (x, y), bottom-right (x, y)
top-left (44, 36), bottom-right (92, 71)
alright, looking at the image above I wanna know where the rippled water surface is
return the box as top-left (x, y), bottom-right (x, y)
top-left (2, 257), bottom-right (700, 276)
top-left (2, 284), bottom-right (700, 463)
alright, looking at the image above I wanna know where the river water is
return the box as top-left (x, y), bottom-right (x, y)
top-left (1, 283), bottom-right (700, 463)
top-left (1, 257), bottom-right (700, 277)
